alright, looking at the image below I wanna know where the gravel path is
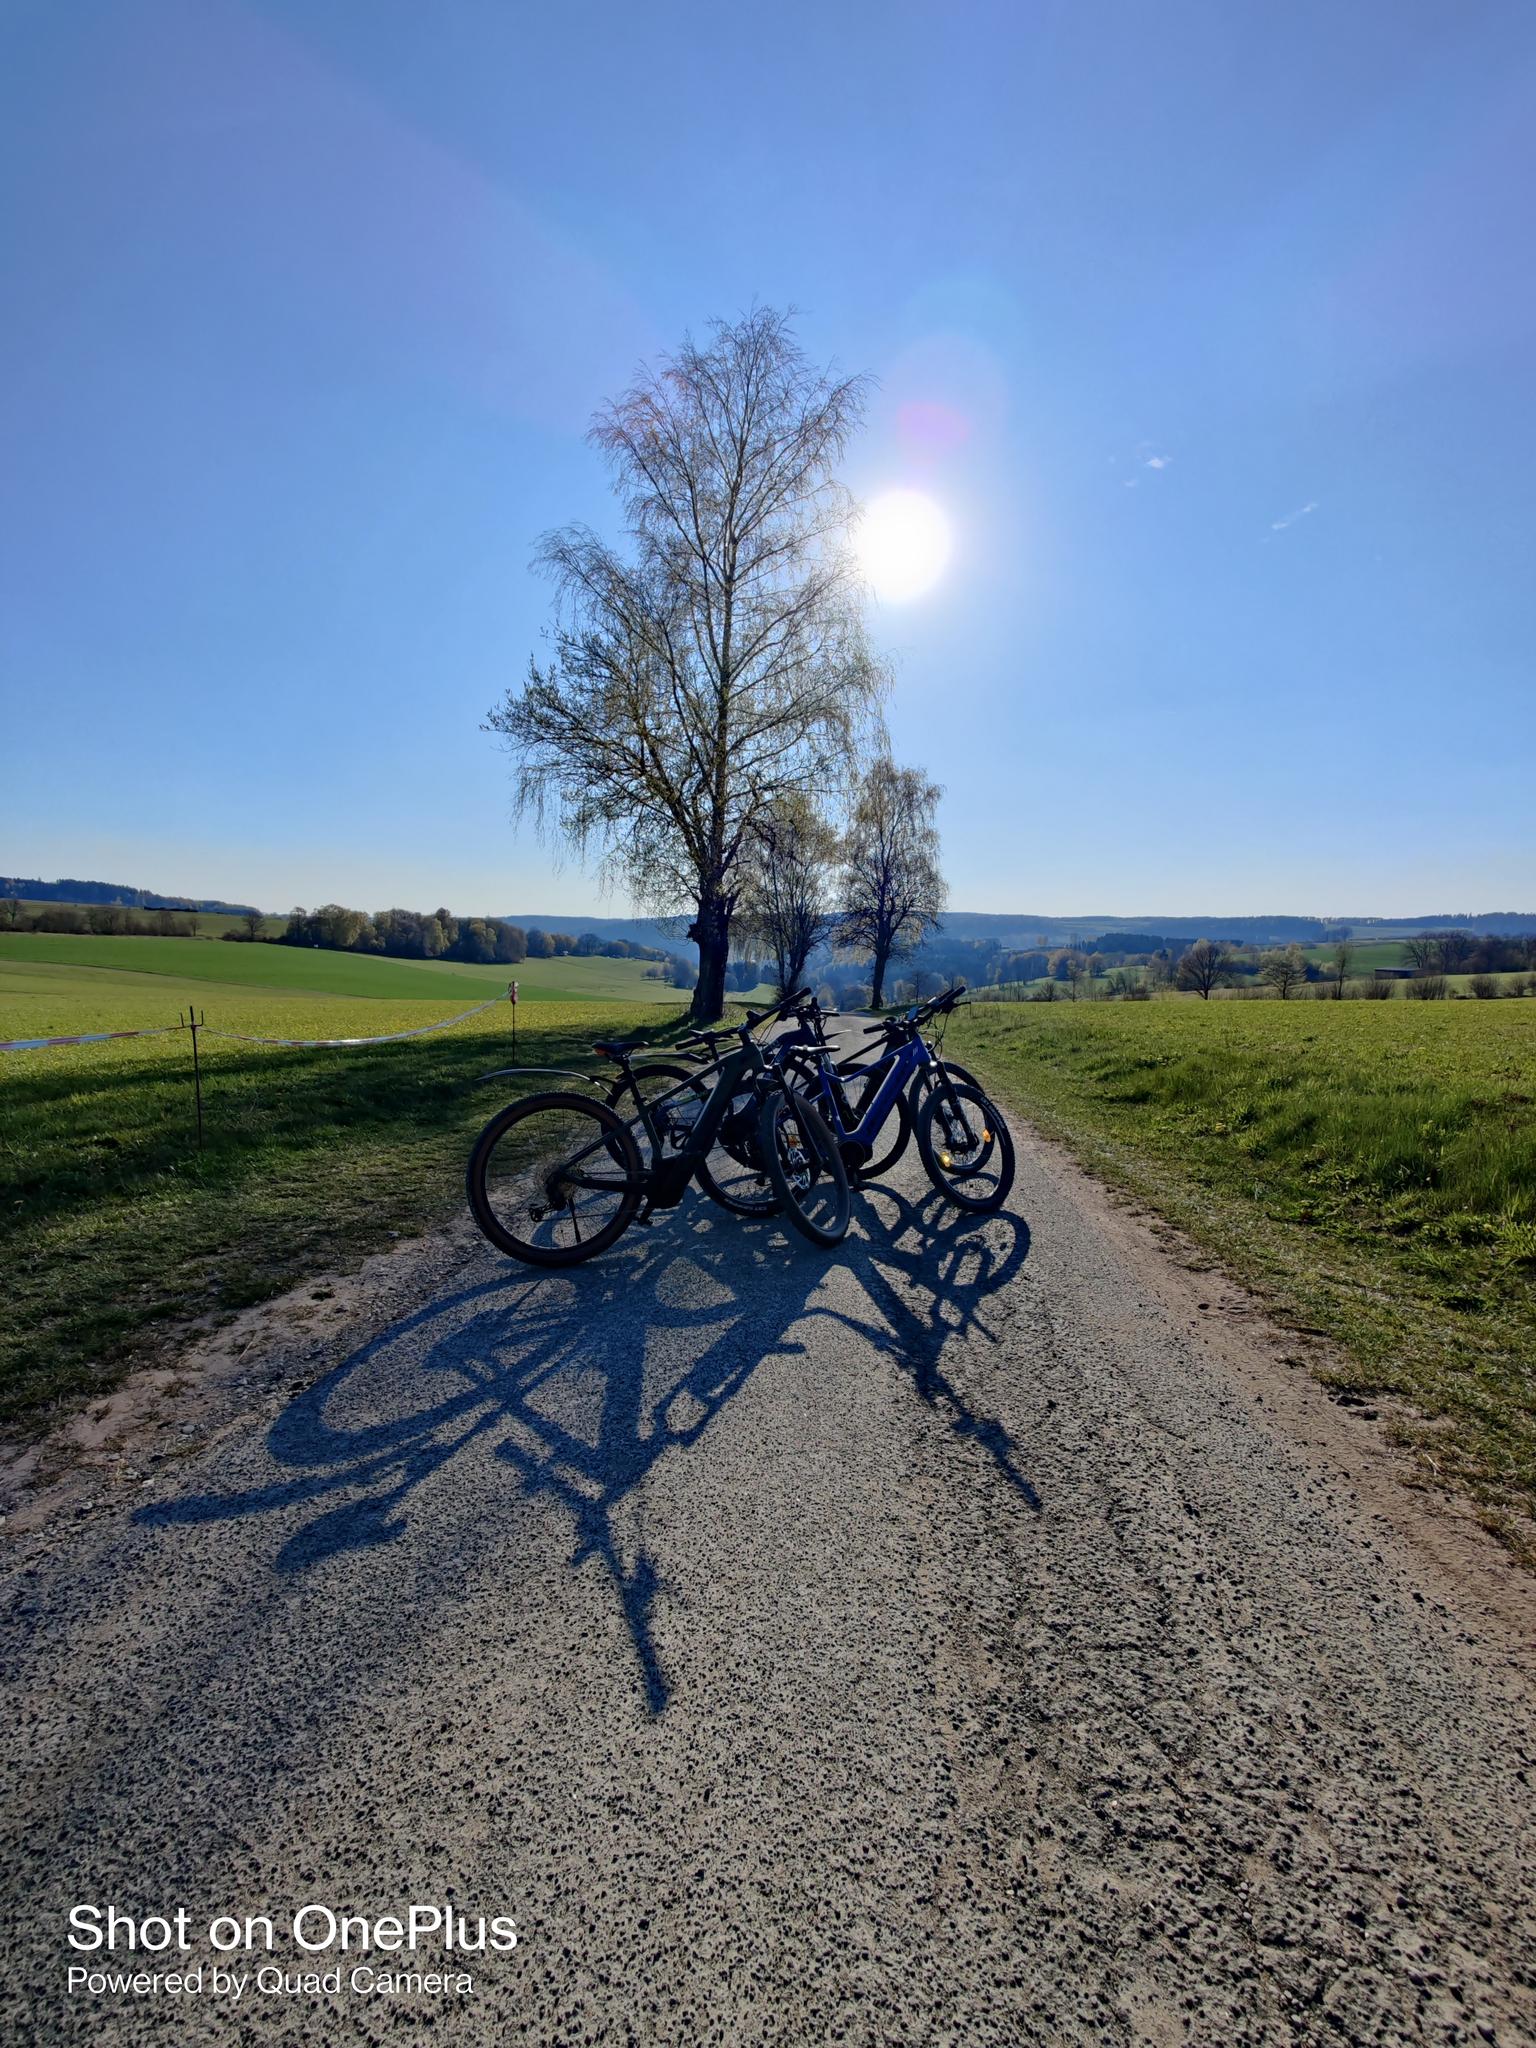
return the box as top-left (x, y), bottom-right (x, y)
top-left (3, 1083), bottom-right (1534, 2045)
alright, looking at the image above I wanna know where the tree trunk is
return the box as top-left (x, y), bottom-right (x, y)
top-left (869, 947), bottom-right (890, 1010)
top-left (688, 894), bottom-right (731, 1021)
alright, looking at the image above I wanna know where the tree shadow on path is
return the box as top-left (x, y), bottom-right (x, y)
top-left (137, 1185), bottom-right (1034, 1714)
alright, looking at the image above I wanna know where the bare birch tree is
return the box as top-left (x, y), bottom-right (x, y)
top-left (738, 795), bottom-right (840, 1000)
top-left (485, 308), bottom-right (887, 1019)
top-left (837, 758), bottom-right (945, 1008)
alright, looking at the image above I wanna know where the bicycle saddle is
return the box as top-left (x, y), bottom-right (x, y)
top-left (592, 1037), bottom-right (646, 1058)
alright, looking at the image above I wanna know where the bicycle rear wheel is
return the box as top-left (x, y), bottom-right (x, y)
top-left (855, 1085), bottom-right (912, 1182)
top-left (467, 1092), bottom-right (642, 1266)
top-left (759, 1089), bottom-right (851, 1247)
top-left (836, 1051), bottom-right (915, 1182)
top-left (697, 1082), bottom-right (782, 1215)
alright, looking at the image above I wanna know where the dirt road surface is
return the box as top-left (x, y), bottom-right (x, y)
top-left (4, 1084), bottom-right (1534, 2044)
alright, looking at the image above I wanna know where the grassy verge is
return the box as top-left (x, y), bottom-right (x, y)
top-left (946, 1000), bottom-right (1536, 1554)
top-left (0, 990), bottom-right (696, 1424)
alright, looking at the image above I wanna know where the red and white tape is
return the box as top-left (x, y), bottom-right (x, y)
top-left (0, 1024), bottom-right (186, 1055)
top-left (2, 985), bottom-right (516, 1056)
top-left (198, 988), bottom-right (513, 1049)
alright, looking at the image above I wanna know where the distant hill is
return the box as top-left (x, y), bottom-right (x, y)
top-left (13, 881), bottom-right (1534, 949)
top-left (503, 906), bottom-right (1536, 954)
top-left (501, 912), bottom-right (689, 950)
top-left (928, 910), bottom-right (1536, 946)
top-left (3, 876), bottom-right (262, 917)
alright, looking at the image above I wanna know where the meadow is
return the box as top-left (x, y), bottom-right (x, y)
top-left (0, 956), bottom-right (695, 1423)
top-left (948, 999), bottom-right (1536, 1549)
top-left (0, 931), bottom-right (683, 1005)
top-left (1299, 938), bottom-right (1408, 971)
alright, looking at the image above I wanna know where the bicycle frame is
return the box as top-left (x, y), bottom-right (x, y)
top-left (558, 1038), bottom-right (764, 1210)
top-left (794, 1027), bottom-right (952, 1156)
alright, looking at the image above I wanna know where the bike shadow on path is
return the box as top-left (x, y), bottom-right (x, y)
top-left (136, 1186), bottom-right (1034, 1714)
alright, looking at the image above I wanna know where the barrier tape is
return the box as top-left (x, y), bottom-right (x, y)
top-left (2, 985), bottom-right (515, 1056)
top-left (199, 988), bottom-right (512, 1049)
top-left (0, 1024), bottom-right (187, 1055)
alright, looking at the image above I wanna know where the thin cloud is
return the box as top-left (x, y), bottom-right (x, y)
top-left (1271, 500), bottom-right (1318, 531)
top-left (1144, 454), bottom-right (1170, 469)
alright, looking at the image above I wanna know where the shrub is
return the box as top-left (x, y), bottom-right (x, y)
top-left (1358, 976), bottom-right (1394, 999)
top-left (1407, 975), bottom-right (1449, 1001)
top-left (1469, 974), bottom-right (1500, 1000)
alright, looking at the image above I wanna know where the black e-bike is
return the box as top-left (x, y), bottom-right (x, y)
top-left (466, 994), bottom-right (850, 1267)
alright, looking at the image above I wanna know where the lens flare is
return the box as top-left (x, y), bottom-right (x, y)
top-left (857, 490), bottom-right (952, 602)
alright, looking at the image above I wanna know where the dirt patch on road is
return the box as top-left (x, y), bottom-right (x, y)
top-left (0, 1227), bottom-right (475, 1559)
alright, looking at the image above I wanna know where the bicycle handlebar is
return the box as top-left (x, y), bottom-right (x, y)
top-left (861, 984), bottom-right (968, 1035)
top-left (677, 986), bottom-right (810, 1055)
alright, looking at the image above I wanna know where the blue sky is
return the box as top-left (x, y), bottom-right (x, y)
top-left (2, 0), bottom-right (1532, 918)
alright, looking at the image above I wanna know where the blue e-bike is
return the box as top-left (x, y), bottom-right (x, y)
top-left (775, 986), bottom-right (1015, 1213)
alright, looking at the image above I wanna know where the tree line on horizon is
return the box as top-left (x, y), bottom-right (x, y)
top-left (0, 898), bottom-right (252, 941)
top-left (277, 904), bottom-right (673, 971)
top-left (967, 929), bottom-right (1536, 1003)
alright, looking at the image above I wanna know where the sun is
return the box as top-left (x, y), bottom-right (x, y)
top-left (857, 489), bottom-right (952, 602)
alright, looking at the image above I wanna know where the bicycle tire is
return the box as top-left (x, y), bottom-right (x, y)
top-left (882, 1058), bottom-right (984, 1178)
top-left (467, 1092), bottom-right (642, 1267)
top-left (697, 1083), bottom-right (782, 1215)
top-left (759, 1088), bottom-right (851, 1247)
top-left (914, 1081), bottom-right (1014, 1214)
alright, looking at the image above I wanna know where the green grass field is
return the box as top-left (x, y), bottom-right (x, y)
top-left (1299, 939), bottom-right (1408, 970)
top-left (948, 999), bottom-right (1536, 1551)
top-left (0, 931), bottom-right (681, 1005)
top-left (0, 959), bottom-right (704, 1425)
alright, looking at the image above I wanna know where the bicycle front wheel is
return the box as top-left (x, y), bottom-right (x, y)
top-left (759, 1089), bottom-right (851, 1247)
top-left (915, 1081), bottom-right (1014, 1214)
top-left (467, 1092), bottom-right (642, 1266)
